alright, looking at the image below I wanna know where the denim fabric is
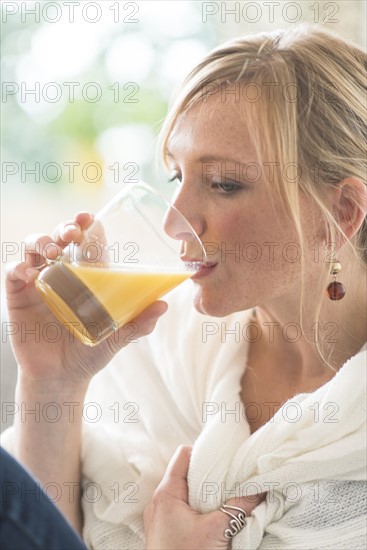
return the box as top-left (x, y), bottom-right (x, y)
top-left (0, 447), bottom-right (87, 550)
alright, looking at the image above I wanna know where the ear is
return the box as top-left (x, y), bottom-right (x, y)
top-left (330, 177), bottom-right (367, 243)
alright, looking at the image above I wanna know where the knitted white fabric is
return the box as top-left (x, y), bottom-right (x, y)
top-left (2, 280), bottom-right (366, 549)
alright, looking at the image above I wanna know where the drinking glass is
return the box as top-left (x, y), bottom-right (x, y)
top-left (35, 181), bottom-right (206, 346)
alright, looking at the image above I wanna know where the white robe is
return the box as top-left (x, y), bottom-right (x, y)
top-left (2, 280), bottom-right (367, 549)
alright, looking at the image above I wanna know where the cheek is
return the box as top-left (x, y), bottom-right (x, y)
top-left (208, 197), bottom-right (321, 280)
top-left (227, 212), bottom-right (303, 288)
top-left (213, 209), bottom-right (262, 241)
top-left (216, 206), bottom-right (296, 265)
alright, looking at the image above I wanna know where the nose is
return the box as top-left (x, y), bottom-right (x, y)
top-left (163, 185), bottom-right (206, 259)
top-left (163, 205), bottom-right (197, 246)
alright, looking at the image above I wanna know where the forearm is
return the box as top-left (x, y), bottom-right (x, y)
top-left (12, 373), bottom-right (89, 534)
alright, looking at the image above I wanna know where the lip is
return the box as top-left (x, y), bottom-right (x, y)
top-left (182, 259), bottom-right (218, 280)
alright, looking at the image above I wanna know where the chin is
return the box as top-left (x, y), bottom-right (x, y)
top-left (191, 285), bottom-right (247, 318)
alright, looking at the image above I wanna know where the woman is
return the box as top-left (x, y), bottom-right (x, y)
top-left (2, 25), bottom-right (366, 549)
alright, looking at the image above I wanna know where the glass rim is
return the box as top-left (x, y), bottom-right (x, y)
top-left (94, 179), bottom-right (207, 264)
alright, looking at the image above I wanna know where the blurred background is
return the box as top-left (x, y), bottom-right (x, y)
top-left (1, 0), bottom-right (366, 430)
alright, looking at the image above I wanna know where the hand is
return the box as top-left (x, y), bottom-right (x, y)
top-left (144, 446), bottom-right (266, 550)
top-left (5, 212), bottom-right (168, 387)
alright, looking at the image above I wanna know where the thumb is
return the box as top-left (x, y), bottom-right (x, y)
top-left (157, 445), bottom-right (192, 503)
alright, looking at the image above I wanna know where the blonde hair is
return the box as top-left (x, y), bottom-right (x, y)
top-left (158, 25), bottom-right (367, 368)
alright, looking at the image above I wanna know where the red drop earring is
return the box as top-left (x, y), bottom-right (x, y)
top-left (326, 259), bottom-right (346, 300)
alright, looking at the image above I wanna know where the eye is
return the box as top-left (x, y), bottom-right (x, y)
top-left (167, 171), bottom-right (182, 184)
top-left (211, 181), bottom-right (241, 194)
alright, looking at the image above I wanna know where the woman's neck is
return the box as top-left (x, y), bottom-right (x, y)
top-left (253, 265), bottom-right (366, 381)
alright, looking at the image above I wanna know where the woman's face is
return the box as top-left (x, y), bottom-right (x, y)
top-left (165, 93), bottom-right (324, 317)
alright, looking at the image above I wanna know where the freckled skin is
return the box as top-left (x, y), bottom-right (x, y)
top-left (164, 92), bottom-right (367, 384)
top-left (166, 94), bottom-right (324, 319)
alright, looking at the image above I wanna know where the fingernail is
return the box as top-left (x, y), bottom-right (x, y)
top-left (77, 211), bottom-right (92, 217)
top-left (63, 223), bottom-right (77, 233)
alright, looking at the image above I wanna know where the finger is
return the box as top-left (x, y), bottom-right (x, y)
top-left (51, 213), bottom-right (94, 247)
top-left (207, 492), bottom-right (266, 543)
top-left (5, 261), bottom-right (39, 295)
top-left (165, 445), bottom-right (192, 479)
top-left (24, 234), bottom-right (62, 267)
top-left (52, 221), bottom-right (84, 247)
top-left (106, 301), bottom-right (169, 353)
top-left (6, 261), bottom-right (35, 283)
top-left (53, 216), bottom-right (108, 266)
top-left (83, 219), bottom-right (110, 264)
top-left (157, 445), bottom-right (192, 503)
top-left (224, 493), bottom-right (266, 516)
top-left (132, 300), bottom-right (169, 329)
top-left (74, 211), bottom-right (94, 230)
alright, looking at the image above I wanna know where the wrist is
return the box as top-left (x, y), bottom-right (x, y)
top-left (16, 371), bottom-right (89, 400)
top-left (13, 373), bottom-right (88, 447)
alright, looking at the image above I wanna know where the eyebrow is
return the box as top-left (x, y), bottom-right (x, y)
top-left (165, 150), bottom-right (253, 169)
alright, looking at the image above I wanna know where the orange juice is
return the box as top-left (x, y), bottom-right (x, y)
top-left (36, 262), bottom-right (191, 346)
